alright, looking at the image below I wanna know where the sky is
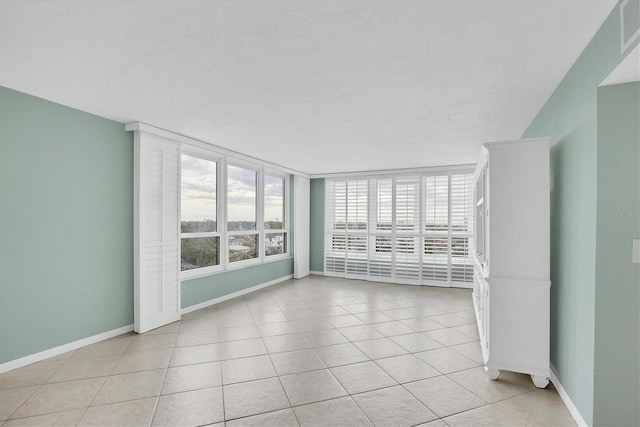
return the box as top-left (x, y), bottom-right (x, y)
top-left (181, 155), bottom-right (284, 224)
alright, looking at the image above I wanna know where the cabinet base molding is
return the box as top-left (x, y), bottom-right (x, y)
top-left (485, 368), bottom-right (550, 389)
top-left (486, 367), bottom-right (501, 380)
top-left (531, 375), bottom-right (550, 389)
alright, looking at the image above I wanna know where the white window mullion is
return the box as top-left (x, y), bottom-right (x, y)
top-left (367, 179), bottom-right (376, 280)
top-left (391, 177), bottom-right (397, 279)
top-left (419, 175), bottom-right (424, 283)
top-left (447, 171), bottom-right (453, 285)
top-left (177, 145), bottom-right (182, 288)
top-left (344, 180), bottom-right (350, 275)
top-left (450, 173), bottom-right (475, 284)
top-left (221, 157), bottom-right (228, 269)
top-left (324, 180), bottom-right (346, 274)
top-left (257, 167), bottom-right (264, 262)
top-left (285, 175), bottom-right (291, 255)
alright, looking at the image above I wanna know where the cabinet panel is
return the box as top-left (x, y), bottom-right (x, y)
top-left (472, 138), bottom-right (550, 388)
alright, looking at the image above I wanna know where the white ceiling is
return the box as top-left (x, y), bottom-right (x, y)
top-left (0, 0), bottom-right (616, 175)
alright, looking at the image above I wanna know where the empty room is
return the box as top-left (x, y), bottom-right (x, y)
top-left (0, 0), bottom-right (638, 426)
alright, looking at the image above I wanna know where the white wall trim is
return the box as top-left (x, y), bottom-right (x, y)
top-left (309, 163), bottom-right (476, 179)
top-left (550, 366), bottom-right (588, 427)
top-left (0, 324), bottom-right (134, 374)
top-left (1, 274), bottom-right (295, 374)
top-left (181, 274), bottom-right (293, 315)
top-left (310, 270), bottom-right (325, 276)
top-left (125, 122), bottom-right (309, 178)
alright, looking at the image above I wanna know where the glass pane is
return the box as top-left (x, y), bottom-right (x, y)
top-left (181, 237), bottom-right (220, 271)
top-left (376, 179), bottom-right (393, 231)
top-left (265, 232), bottom-right (287, 256)
top-left (181, 155), bottom-right (216, 233)
top-left (229, 234), bottom-right (258, 262)
top-left (395, 178), bottom-right (420, 232)
top-left (333, 181), bottom-right (347, 230)
top-left (425, 175), bottom-right (449, 233)
top-left (264, 175), bottom-right (284, 230)
top-left (347, 180), bottom-right (368, 230)
top-left (227, 165), bottom-right (257, 231)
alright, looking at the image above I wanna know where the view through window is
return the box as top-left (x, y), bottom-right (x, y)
top-left (180, 154), bottom-right (219, 271)
top-left (227, 165), bottom-right (259, 263)
top-left (325, 170), bottom-right (474, 285)
top-left (180, 156), bottom-right (289, 273)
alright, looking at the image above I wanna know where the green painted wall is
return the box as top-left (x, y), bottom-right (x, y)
top-left (594, 82), bottom-right (640, 427)
top-left (0, 86), bottom-right (295, 365)
top-left (181, 258), bottom-right (294, 307)
top-left (310, 178), bottom-right (325, 272)
top-left (522, 2), bottom-right (638, 424)
top-left (0, 87), bottom-right (134, 364)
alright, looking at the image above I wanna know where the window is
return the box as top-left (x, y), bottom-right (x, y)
top-left (264, 174), bottom-right (287, 257)
top-left (369, 179), bottom-right (392, 278)
top-left (180, 154), bottom-right (220, 271)
top-left (227, 165), bottom-right (259, 263)
top-left (423, 174), bottom-right (449, 281)
top-left (450, 173), bottom-right (474, 282)
top-left (180, 153), bottom-right (289, 276)
top-left (394, 177), bottom-right (421, 280)
top-left (325, 169), bottom-right (474, 286)
top-left (324, 179), bottom-right (369, 276)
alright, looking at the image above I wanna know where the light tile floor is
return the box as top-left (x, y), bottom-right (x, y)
top-left (0, 276), bottom-right (576, 426)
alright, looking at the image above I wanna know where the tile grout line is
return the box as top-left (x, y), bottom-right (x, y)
top-left (2, 279), bottom-right (573, 426)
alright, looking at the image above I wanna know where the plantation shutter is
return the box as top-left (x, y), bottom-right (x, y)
top-left (423, 174), bottom-right (449, 282)
top-left (394, 177), bottom-right (421, 280)
top-left (324, 180), bottom-right (346, 273)
top-left (133, 131), bottom-right (181, 333)
top-left (450, 173), bottom-right (474, 283)
top-left (323, 169), bottom-right (474, 287)
top-left (294, 175), bottom-right (310, 278)
top-left (345, 180), bottom-right (368, 276)
top-left (369, 179), bottom-right (392, 278)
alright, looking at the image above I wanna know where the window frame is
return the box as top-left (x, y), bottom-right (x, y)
top-left (226, 160), bottom-right (261, 268)
top-left (263, 170), bottom-right (290, 261)
top-left (179, 147), bottom-right (223, 279)
top-left (178, 146), bottom-right (291, 280)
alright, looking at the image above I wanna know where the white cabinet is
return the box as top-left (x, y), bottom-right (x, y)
top-left (472, 137), bottom-right (551, 388)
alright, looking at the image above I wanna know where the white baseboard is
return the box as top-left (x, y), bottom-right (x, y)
top-left (181, 274), bottom-right (293, 315)
top-left (550, 366), bottom-right (588, 427)
top-left (0, 275), bottom-right (294, 374)
top-left (310, 270), bottom-right (324, 276)
top-left (0, 324), bottom-right (134, 374)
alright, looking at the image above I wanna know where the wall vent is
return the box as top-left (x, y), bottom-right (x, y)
top-left (621, 0), bottom-right (640, 53)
